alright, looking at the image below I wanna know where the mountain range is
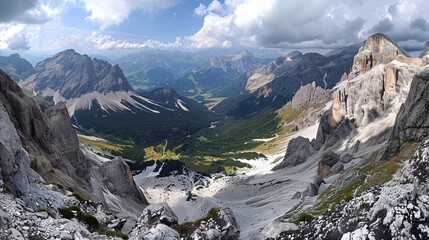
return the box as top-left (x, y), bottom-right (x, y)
top-left (0, 32), bottom-right (429, 240)
top-left (18, 49), bottom-right (221, 160)
top-left (213, 43), bottom-right (362, 116)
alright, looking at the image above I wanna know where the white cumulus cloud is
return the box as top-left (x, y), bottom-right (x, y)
top-left (90, 32), bottom-right (183, 50)
top-left (0, 24), bottom-right (30, 50)
top-left (188, 0), bottom-right (429, 49)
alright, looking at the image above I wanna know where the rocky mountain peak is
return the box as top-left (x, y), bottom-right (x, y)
top-left (420, 41), bottom-right (429, 58)
top-left (349, 32), bottom-right (409, 78)
top-left (231, 50), bottom-right (254, 61)
top-left (285, 50), bottom-right (303, 62)
top-left (207, 51), bottom-right (257, 73)
top-left (0, 53), bottom-right (32, 81)
top-left (24, 49), bottom-right (133, 99)
top-left (291, 81), bottom-right (326, 109)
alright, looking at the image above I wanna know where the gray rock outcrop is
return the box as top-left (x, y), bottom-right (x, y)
top-left (291, 81), bottom-right (326, 109)
top-left (130, 203), bottom-right (179, 239)
top-left (419, 41), bottom-right (429, 58)
top-left (0, 69), bottom-right (149, 218)
top-left (190, 207), bottom-right (240, 240)
top-left (317, 152), bottom-right (340, 178)
top-left (349, 32), bottom-right (409, 79)
top-left (278, 139), bottom-right (429, 239)
top-left (384, 68), bottom-right (429, 159)
top-left (316, 33), bottom-right (422, 146)
top-left (272, 136), bottom-right (321, 170)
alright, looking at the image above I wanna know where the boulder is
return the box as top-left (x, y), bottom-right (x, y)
top-left (317, 152), bottom-right (340, 178)
top-left (340, 153), bottom-right (353, 164)
top-left (273, 137), bottom-right (321, 170)
top-left (140, 224), bottom-right (180, 240)
top-left (330, 162), bottom-right (344, 174)
top-left (130, 203), bottom-right (180, 239)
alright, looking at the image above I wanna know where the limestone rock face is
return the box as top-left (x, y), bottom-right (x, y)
top-left (0, 73), bottom-right (65, 209)
top-left (278, 139), bottom-right (429, 239)
top-left (272, 136), bottom-right (321, 170)
top-left (349, 33), bottom-right (409, 79)
top-left (316, 34), bottom-right (423, 147)
top-left (0, 69), bottom-right (149, 217)
top-left (0, 69), bottom-right (84, 193)
top-left (317, 152), bottom-right (340, 178)
top-left (384, 68), bottom-right (429, 158)
top-left (419, 41), bottom-right (429, 58)
top-left (291, 82), bottom-right (326, 109)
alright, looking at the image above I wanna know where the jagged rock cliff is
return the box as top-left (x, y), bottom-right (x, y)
top-left (0, 69), bottom-right (148, 234)
top-left (384, 68), bottom-right (429, 158)
top-left (317, 33), bottom-right (422, 147)
top-left (291, 81), bottom-right (326, 109)
top-left (274, 33), bottom-right (424, 174)
top-left (420, 41), bottom-right (429, 58)
top-left (349, 33), bottom-right (409, 79)
top-left (277, 139), bottom-right (429, 239)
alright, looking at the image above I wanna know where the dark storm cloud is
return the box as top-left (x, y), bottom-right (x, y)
top-left (369, 18), bottom-right (394, 34)
top-left (411, 17), bottom-right (428, 31)
top-left (0, 0), bottom-right (46, 24)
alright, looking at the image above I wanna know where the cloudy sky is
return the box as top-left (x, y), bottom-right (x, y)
top-left (0, 0), bottom-right (428, 57)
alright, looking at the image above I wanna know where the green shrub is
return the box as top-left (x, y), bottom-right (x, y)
top-left (82, 213), bottom-right (100, 231)
top-left (293, 212), bottom-right (315, 224)
top-left (59, 206), bottom-right (100, 231)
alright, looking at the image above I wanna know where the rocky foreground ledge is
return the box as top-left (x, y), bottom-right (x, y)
top-left (0, 181), bottom-right (240, 240)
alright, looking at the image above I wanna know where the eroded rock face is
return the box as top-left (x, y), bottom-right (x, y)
top-left (0, 69), bottom-right (149, 217)
top-left (277, 139), bottom-right (429, 240)
top-left (384, 68), bottom-right (429, 159)
top-left (98, 157), bottom-right (147, 204)
top-left (291, 82), bottom-right (326, 109)
top-left (349, 33), bottom-right (409, 79)
top-left (317, 152), bottom-right (340, 178)
top-left (272, 136), bottom-right (321, 170)
top-left (316, 34), bottom-right (423, 147)
top-left (0, 69), bottom-right (84, 205)
top-left (419, 41), bottom-right (429, 58)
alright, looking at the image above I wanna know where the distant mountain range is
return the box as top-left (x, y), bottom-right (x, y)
top-left (0, 53), bottom-right (32, 81)
top-left (18, 49), bottom-right (221, 157)
top-left (213, 43), bottom-right (363, 116)
top-left (117, 50), bottom-right (267, 99)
